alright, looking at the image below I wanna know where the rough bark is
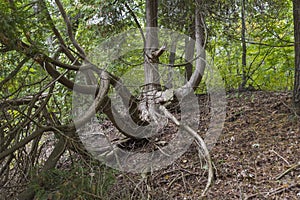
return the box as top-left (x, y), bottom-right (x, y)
top-left (293, 0), bottom-right (300, 115)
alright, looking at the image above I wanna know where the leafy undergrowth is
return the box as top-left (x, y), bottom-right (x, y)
top-left (107, 91), bottom-right (300, 200)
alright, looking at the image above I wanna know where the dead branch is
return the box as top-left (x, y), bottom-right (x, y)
top-left (151, 44), bottom-right (167, 59)
top-left (266, 182), bottom-right (300, 197)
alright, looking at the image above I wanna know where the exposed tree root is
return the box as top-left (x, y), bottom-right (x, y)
top-left (159, 105), bottom-right (213, 197)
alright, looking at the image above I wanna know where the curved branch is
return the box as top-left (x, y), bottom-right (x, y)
top-left (175, 2), bottom-right (206, 97)
top-left (44, 55), bottom-right (80, 70)
top-left (43, 62), bottom-right (97, 94)
top-left (55, 0), bottom-right (86, 58)
top-left (72, 70), bottom-right (110, 128)
top-left (70, 67), bottom-right (146, 138)
top-left (124, 3), bottom-right (146, 48)
top-left (40, 0), bottom-right (78, 64)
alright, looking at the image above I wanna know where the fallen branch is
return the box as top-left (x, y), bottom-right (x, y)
top-left (159, 105), bottom-right (213, 197)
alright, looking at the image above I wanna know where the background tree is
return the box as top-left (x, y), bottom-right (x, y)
top-left (293, 0), bottom-right (300, 115)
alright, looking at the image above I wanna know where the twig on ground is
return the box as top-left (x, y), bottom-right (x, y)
top-left (244, 192), bottom-right (267, 200)
top-left (82, 191), bottom-right (102, 199)
top-left (266, 182), bottom-right (300, 197)
top-left (181, 171), bottom-right (187, 191)
top-left (270, 149), bottom-right (290, 165)
top-left (245, 181), bottom-right (300, 200)
top-left (275, 161), bottom-right (300, 180)
top-left (167, 173), bottom-right (181, 189)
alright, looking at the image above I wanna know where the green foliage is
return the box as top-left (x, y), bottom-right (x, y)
top-left (159, 0), bottom-right (195, 32)
top-left (1, 0), bottom-right (294, 100)
top-left (32, 163), bottom-right (116, 200)
top-left (206, 0), bottom-right (294, 91)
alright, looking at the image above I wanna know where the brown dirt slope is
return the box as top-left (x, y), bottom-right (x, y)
top-left (110, 91), bottom-right (300, 200)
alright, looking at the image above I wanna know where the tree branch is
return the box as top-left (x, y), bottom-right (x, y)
top-left (0, 127), bottom-right (53, 160)
top-left (16, 138), bottom-right (67, 200)
top-left (0, 57), bottom-right (29, 89)
top-left (124, 3), bottom-right (146, 48)
top-left (40, 0), bottom-right (78, 64)
top-left (55, 0), bottom-right (86, 58)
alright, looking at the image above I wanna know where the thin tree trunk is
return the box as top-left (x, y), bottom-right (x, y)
top-left (167, 39), bottom-right (177, 88)
top-left (144, 0), bottom-right (160, 91)
top-left (184, 28), bottom-right (195, 82)
top-left (240, 0), bottom-right (247, 90)
top-left (194, 0), bottom-right (206, 87)
top-left (139, 0), bottom-right (164, 124)
top-left (176, 0), bottom-right (206, 97)
top-left (293, 0), bottom-right (300, 115)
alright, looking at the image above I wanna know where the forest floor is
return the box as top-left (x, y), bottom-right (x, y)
top-left (107, 91), bottom-right (300, 200)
